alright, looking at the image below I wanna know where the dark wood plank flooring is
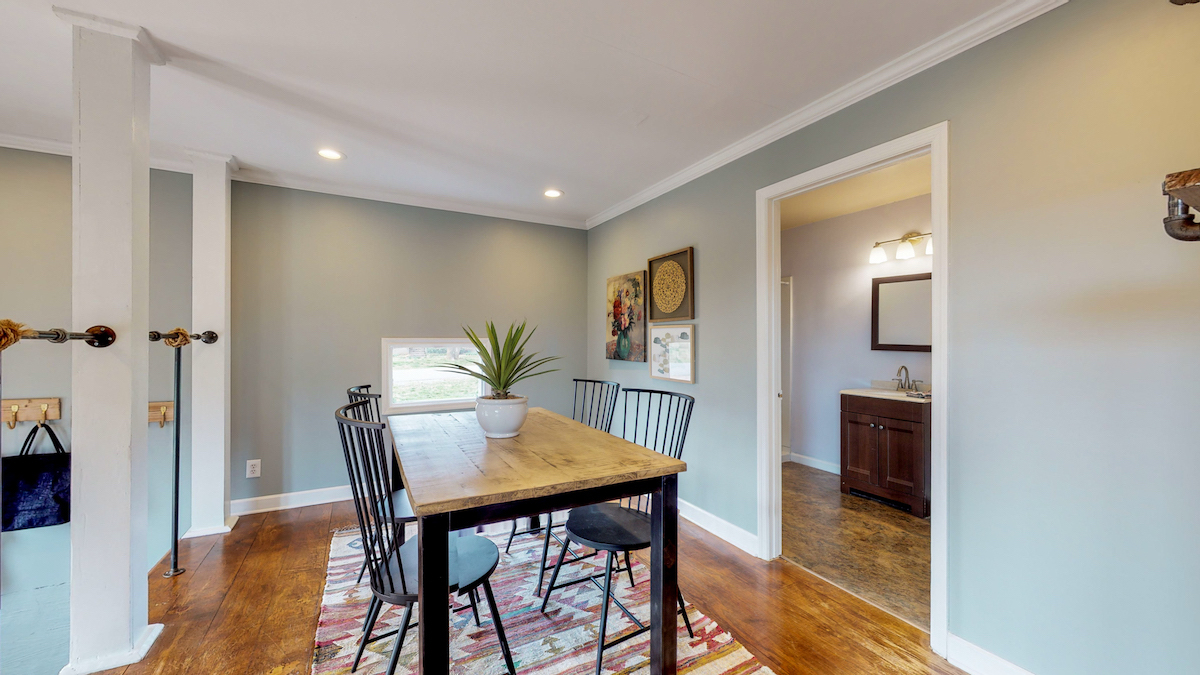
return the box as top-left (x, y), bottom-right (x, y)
top-left (781, 461), bottom-right (931, 630)
top-left (102, 499), bottom-right (959, 675)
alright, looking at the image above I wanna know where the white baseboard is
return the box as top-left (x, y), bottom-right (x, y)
top-left (229, 486), bottom-right (762, 561)
top-left (59, 623), bottom-right (163, 675)
top-left (947, 634), bottom-right (1037, 675)
top-left (230, 485), bottom-right (352, 516)
top-left (182, 515), bottom-right (240, 539)
top-left (678, 498), bottom-right (759, 556)
top-left (783, 452), bottom-right (840, 475)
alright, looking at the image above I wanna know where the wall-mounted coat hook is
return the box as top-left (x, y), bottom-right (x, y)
top-left (2, 399), bottom-right (63, 429)
top-left (147, 402), bottom-right (175, 427)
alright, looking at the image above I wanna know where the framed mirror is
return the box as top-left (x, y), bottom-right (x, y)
top-left (872, 273), bottom-right (932, 352)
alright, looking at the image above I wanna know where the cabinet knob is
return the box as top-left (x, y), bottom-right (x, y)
top-left (870, 423), bottom-right (875, 428)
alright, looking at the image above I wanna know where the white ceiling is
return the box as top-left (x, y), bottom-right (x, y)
top-left (0, 0), bottom-right (1031, 227)
top-left (781, 154), bottom-right (931, 230)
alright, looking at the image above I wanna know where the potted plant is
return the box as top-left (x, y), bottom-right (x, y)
top-left (439, 320), bottom-right (560, 438)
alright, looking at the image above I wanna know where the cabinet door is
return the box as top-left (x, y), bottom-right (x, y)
top-left (878, 419), bottom-right (920, 497)
top-left (841, 412), bottom-right (879, 486)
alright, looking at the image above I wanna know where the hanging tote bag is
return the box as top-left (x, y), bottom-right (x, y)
top-left (2, 422), bottom-right (70, 531)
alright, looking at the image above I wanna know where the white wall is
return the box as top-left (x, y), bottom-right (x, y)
top-left (781, 195), bottom-right (932, 469)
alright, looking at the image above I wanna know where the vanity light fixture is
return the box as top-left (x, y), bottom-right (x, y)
top-left (869, 231), bottom-right (932, 264)
top-left (318, 148), bottom-right (343, 160)
top-left (544, 189), bottom-right (563, 198)
top-left (869, 244), bottom-right (888, 264)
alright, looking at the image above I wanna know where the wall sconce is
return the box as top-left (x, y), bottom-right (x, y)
top-left (869, 231), bottom-right (931, 264)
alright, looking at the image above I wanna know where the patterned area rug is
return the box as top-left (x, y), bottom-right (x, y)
top-left (312, 527), bottom-right (775, 674)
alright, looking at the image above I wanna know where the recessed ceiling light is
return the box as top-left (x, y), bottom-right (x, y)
top-left (544, 189), bottom-right (563, 198)
top-left (318, 148), bottom-right (343, 160)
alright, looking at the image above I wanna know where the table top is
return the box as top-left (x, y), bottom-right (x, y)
top-left (387, 408), bottom-right (687, 516)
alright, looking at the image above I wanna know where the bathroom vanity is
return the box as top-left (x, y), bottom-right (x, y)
top-left (840, 389), bottom-right (931, 517)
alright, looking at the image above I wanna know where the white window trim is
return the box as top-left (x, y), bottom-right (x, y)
top-left (381, 337), bottom-right (483, 415)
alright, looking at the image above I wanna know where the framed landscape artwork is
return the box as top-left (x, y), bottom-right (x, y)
top-left (606, 271), bottom-right (646, 362)
top-left (650, 324), bottom-right (695, 383)
top-left (648, 247), bottom-right (694, 322)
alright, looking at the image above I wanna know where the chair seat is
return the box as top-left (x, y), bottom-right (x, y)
top-left (373, 532), bottom-right (500, 601)
top-left (392, 488), bottom-right (416, 521)
top-left (565, 503), bottom-right (651, 552)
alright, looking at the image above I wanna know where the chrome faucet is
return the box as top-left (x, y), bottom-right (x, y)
top-left (894, 365), bottom-right (911, 391)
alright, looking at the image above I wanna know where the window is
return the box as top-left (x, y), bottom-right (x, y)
top-left (381, 338), bottom-right (484, 414)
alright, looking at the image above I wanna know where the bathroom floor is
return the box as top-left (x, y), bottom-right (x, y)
top-left (781, 462), bottom-right (931, 630)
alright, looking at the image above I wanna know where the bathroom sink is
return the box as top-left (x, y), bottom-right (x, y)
top-left (841, 383), bottom-right (932, 402)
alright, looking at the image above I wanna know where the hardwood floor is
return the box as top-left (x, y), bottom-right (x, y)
top-left (781, 461), bottom-right (931, 630)
top-left (103, 499), bottom-right (960, 675)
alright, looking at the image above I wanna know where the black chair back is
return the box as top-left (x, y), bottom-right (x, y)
top-left (347, 384), bottom-right (382, 422)
top-left (618, 388), bottom-right (695, 513)
top-left (571, 379), bottom-right (621, 432)
top-left (336, 400), bottom-right (414, 599)
top-left (347, 384), bottom-right (405, 491)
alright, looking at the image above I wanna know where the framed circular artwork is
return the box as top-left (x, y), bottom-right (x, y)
top-left (647, 247), bottom-right (694, 322)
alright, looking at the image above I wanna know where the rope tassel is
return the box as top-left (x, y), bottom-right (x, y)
top-left (0, 320), bottom-right (37, 352)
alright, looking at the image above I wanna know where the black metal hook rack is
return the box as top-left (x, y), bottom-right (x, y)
top-left (149, 327), bottom-right (220, 579)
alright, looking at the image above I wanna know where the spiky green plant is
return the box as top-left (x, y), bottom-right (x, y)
top-left (439, 321), bottom-right (560, 399)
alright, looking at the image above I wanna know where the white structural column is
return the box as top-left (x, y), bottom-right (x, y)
top-left (185, 151), bottom-right (238, 538)
top-left (58, 9), bottom-right (166, 675)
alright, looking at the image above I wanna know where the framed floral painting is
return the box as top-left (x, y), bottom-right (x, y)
top-left (606, 271), bottom-right (646, 361)
top-left (650, 324), bottom-right (695, 383)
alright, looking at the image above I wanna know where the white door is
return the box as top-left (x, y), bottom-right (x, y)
top-left (781, 277), bottom-right (793, 459)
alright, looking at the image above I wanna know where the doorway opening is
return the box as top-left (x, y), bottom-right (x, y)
top-left (755, 122), bottom-right (949, 654)
top-left (778, 153), bottom-right (933, 629)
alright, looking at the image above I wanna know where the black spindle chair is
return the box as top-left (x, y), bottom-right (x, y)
top-left (346, 386), bottom-right (418, 584)
top-left (539, 388), bottom-right (696, 675)
top-left (336, 401), bottom-right (515, 675)
top-left (345, 387), bottom-right (484, 632)
top-left (503, 379), bottom-right (621, 596)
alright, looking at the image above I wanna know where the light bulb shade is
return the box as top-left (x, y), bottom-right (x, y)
top-left (869, 244), bottom-right (887, 264)
top-left (896, 239), bottom-right (916, 260)
top-left (926, 237), bottom-right (933, 255)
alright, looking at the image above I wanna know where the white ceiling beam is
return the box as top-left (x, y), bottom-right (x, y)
top-left (52, 6), bottom-right (167, 66)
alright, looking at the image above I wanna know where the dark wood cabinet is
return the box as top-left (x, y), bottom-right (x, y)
top-left (840, 394), bottom-right (930, 517)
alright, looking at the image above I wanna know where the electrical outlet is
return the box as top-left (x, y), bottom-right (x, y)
top-left (246, 459), bottom-right (261, 478)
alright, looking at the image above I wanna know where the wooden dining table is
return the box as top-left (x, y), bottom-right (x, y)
top-left (387, 407), bottom-right (687, 675)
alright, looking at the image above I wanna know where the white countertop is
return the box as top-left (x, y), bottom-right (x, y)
top-left (840, 388), bottom-right (932, 403)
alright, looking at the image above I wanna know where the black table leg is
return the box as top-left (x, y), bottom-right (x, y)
top-left (650, 474), bottom-right (678, 674)
top-left (419, 512), bottom-right (450, 675)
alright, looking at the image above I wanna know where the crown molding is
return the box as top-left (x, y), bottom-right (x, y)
top-left (0, 132), bottom-right (69, 156)
top-left (185, 149), bottom-right (239, 171)
top-left (51, 6), bottom-right (168, 65)
top-left (230, 171), bottom-right (587, 229)
top-left (584, 0), bottom-right (1068, 229)
top-left (0, 132), bottom-right (583, 228)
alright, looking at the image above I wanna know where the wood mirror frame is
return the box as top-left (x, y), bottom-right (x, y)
top-left (871, 272), bottom-right (932, 352)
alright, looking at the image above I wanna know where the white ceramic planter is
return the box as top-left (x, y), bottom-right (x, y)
top-left (475, 395), bottom-right (529, 438)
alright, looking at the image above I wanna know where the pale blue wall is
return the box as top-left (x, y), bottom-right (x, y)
top-left (588, 0), bottom-right (1200, 672)
top-left (229, 183), bottom-right (589, 500)
top-left (0, 148), bottom-right (193, 674)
